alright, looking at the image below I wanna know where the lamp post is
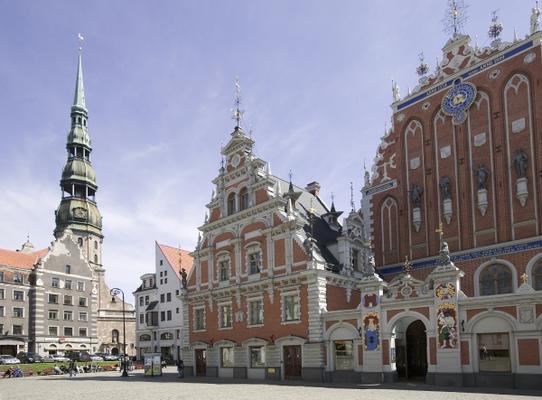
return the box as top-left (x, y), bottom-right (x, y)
top-left (110, 287), bottom-right (128, 377)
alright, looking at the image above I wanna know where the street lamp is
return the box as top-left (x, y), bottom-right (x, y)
top-left (110, 287), bottom-right (128, 377)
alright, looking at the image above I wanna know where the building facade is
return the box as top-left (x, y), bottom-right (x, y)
top-left (0, 50), bottom-right (136, 358)
top-left (181, 106), bottom-right (371, 380)
top-left (358, 10), bottom-right (542, 389)
top-left (134, 242), bottom-right (193, 362)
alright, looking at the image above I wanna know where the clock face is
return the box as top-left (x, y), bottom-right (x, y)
top-left (441, 79), bottom-right (477, 125)
top-left (231, 154), bottom-right (241, 167)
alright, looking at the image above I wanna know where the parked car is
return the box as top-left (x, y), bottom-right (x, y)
top-left (42, 355), bottom-right (55, 363)
top-left (16, 352), bottom-right (44, 363)
top-left (0, 355), bottom-right (21, 365)
top-left (96, 352), bottom-right (118, 361)
top-left (89, 354), bottom-right (104, 362)
top-left (48, 354), bottom-right (69, 362)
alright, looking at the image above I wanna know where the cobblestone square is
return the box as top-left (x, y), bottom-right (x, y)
top-left (1, 369), bottom-right (541, 400)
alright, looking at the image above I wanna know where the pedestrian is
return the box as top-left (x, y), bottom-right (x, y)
top-left (69, 360), bottom-right (77, 377)
top-left (176, 359), bottom-right (184, 378)
top-left (2, 367), bottom-right (12, 378)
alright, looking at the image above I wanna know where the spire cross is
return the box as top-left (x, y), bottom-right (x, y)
top-left (289, 169), bottom-right (293, 183)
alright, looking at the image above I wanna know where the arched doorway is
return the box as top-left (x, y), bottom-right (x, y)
top-left (394, 319), bottom-right (427, 380)
top-left (111, 347), bottom-right (119, 355)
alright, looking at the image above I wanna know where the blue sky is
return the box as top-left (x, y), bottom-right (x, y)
top-left (0, 0), bottom-right (535, 301)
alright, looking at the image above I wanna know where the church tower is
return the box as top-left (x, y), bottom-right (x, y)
top-left (54, 50), bottom-right (103, 271)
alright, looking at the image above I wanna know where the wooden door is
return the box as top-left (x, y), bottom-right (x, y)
top-left (283, 345), bottom-right (302, 379)
top-left (195, 349), bottom-right (206, 376)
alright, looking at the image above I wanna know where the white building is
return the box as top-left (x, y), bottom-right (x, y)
top-left (134, 242), bottom-right (193, 361)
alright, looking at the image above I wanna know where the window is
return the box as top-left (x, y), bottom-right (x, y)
top-left (64, 327), bottom-right (73, 336)
top-left (63, 311), bottom-right (73, 321)
top-left (334, 340), bottom-right (354, 370)
top-left (176, 307), bottom-right (180, 314)
top-left (167, 310), bottom-right (172, 320)
top-left (250, 346), bottom-right (265, 368)
top-left (49, 326), bottom-right (58, 336)
top-left (79, 312), bottom-right (88, 321)
top-left (219, 304), bottom-right (232, 328)
top-left (167, 293), bottom-right (171, 302)
top-left (0, 272), bottom-right (3, 282)
top-left (77, 281), bottom-right (85, 292)
top-left (52, 277), bottom-right (59, 288)
top-left (160, 294), bottom-right (165, 303)
top-left (153, 331), bottom-right (157, 340)
top-left (160, 332), bottom-right (173, 340)
top-left (227, 192), bottom-right (236, 215)
top-left (283, 294), bottom-right (300, 322)
top-left (65, 265), bottom-right (71, 275)
top-left (221, 347), bottom-right (234, 368)
top-left (161, 311), bottom-right (165, 321)
top-left (79, 297), bottom-right (87, 307)
top-left (248, 299), bottom-right (263, 326)
top-left (478, 333), bottom-right (511, 372)
top-left (139, 314), bottom-right (144, 324)
top-left (139, 296), bottom-right (144, 306)
top-left (0, 289), bottom-right (4, 299)
top-left (64, 295), bottom-right (73, 306)
top-left (160, 271), bottom-right (163, 277)
top-left (0, 324), bottom-right (3, 335)
top-left (94, 254), bottom-right (98, 264)
top-left (13, 273), bottom-right (22, 284)
top-left (65, 280), bottom-right (72, 290)
top-left (164, 270), bottom-right (167, 276)
top-left (160, 279), bottom-right (163, 285)
top-left (194, 307), bottom-right (206, 331)
top-left (219, 260), bottom-right (229, 282)
top-left (94, 240), bottom-right (98, 250)
top-left (13, 290), bottom-right (24, 301)
top-left (78, 237), bottom-right (83, 247)
top-left (175, 289), bottom-right (179, 296)
top-left (352, 249), bottom-right (359, 271)
top-left (0, 306), bottom-right (4, 317)
top-left (140, 334), bottom-right (151, 341)
top-left (176, 329), bottom-right (180, 339)
top-left (48, 294), bottom-right (59, 304)
top-left (145, 296), bottom-right (150, 305)
top-left (112, 329), bottom-right (119, 343)
top-left (13, 325), bottom-right (23, 335)
top-left (239, 187), bottom-right (249, 210)
top-left (79, 328), bottom-right (87, 337)
top-left (48, 310), bottom-right (58, 320)
top-left (13, 307), bottom-right (24, 318)
top-left (479, 264), bottom-right (513, 296)
top-left (248, 251), bottom-right (261, 275)
top-left (164, 278), bottom-right (168, 284)
top-left (533, 262), bottom-right (542, 290)
top-left (160, 260), bottom-right (163, 266)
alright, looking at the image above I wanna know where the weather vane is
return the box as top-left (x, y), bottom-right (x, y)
top-left (350, 182), bottom-right (355, 211)
top-left (231, 77), bottom-right (244, 127)
top-left (442, 0), bottom-right (468, 38)
top-left (488, 9), bottom-right (503, 45)
top-left (77, 33), bottom-right (85, 52)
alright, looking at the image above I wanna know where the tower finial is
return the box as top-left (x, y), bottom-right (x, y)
top-left (73, 36), bottom-right (86, 110)
top-left (77, 33), bottom-right (84, 52)
top-left (350, 182), bottom-right (355, 211)
top-left (416, 52), bottom-right (429, 77)
top-left (231, 77), bottom-right (244, 128)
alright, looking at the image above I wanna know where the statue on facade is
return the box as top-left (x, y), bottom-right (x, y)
top-left (438, 241), bottom-right (452, 266)
top-left (181, 268), bottom-right (187, 289)
top-left (514, 149), bottom-right (528, 178)
top-left (362, 254), bottom-right (376, 277)
top-left (409, 184), bottom-right (424, 208)
top-left (392, 80), bottom-right (401, 102)
top-left (531, 3), bottom-right (540, 34)
top-left (439, 176), bottom-right (452, 199)
top-left (473, 164), bottom-right (490, 190)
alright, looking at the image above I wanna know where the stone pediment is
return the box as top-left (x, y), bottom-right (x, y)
top-left (383, 272), bottom-right (431, 302)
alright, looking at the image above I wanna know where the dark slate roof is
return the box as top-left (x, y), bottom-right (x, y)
top-left (145, 301), bottom-right (159, 311)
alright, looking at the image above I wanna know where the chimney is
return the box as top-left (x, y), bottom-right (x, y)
top-left (305, 181), bottom-right (321, 197)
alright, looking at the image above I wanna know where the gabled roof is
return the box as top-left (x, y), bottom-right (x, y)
top-left (156, 242), bottom-right (194, 280)
top-left (0, 247), bottom-right (48, 269)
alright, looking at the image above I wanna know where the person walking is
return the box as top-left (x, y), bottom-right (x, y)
top-left (176, 359), bottom-right (184, 378)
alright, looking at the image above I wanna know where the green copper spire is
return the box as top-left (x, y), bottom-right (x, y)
top-left (73, 51), bottom-right (86, 111)
top-left (54, 51), bottom-right (102, 239)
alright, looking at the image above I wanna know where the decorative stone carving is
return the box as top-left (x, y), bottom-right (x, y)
top-left (524, 52), bottom-right (536, 64)
top-left (474, 164), bottom-right (490, 190)
top-left (516, 177), bottom-right (528, 207)
top-left (519, 305), bottom-right (535, 324)
top-left (488, 69), bottom-right (501, 80)
top-left (531, 5), bottom-right (540, 34)
top-left (441, 79), bottom-right (477, 125)
top-left (442, 198), bottom-right (453, 224)
top-left (477, 189), bottom-right (488, 216)
top-left (410, 157), bottom-right (420, 170)
top-left (440, 145), bottom-right (452, 159)
top-left (422, 101), bottom-right (431, 111)
top-left (412, 207), bottom-right (422, 232)
top-left (396, 113), bottom-right (405, 122)
top-left (512, 117), bottom-right (526, 134)
top-left (473, 132), bottom-right (487, 147)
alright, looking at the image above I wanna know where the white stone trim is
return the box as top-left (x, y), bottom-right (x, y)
top-left (525, 252), bottom-right (542, 288)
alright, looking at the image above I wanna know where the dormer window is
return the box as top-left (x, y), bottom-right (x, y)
top-left (239, 187), bottom-right (249, 210)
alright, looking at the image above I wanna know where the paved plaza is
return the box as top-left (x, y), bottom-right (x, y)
top-left (1, 368), bottom-right (541, 400)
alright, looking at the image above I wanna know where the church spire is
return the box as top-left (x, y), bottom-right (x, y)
top-left (54, 48), bottom-right (102, 245)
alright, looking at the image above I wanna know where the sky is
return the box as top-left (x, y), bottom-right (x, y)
top-left (0, 0), bottom-right (536, 303)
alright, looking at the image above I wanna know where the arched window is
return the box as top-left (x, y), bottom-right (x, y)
top-left (533, 261), bottom-right (542, 291)
top-left (239, 187), bottom-right (249, 210)
top-left (160, 332), bottom-right (173, 340)
top-left (112, 329), bottom-right (119, 343)
top-left (94, 240), bottom-right (98, 250)
top-left (140, 334), bottom-right (151, 341)
top-left (227, 193), bottom-right (236, 215)
top-left (77, 237), bottom-right (83, 247)
top-left (94, 254), bottom-right (98, 264)
top-left (479, 264), bottom-right (513, 296)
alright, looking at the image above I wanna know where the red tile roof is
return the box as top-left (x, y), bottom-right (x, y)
top-left (156, 242), bottom-right (194, 280)
top-left (0, 247), bottom-right (48, 269)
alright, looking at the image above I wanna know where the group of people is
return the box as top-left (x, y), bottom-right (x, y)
top-left (2, 366), bottom-right (23, 378)
top-left (54, 361), bottom-right (103, 377)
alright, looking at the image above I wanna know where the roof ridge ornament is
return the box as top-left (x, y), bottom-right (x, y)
top-left (442, 0), bottom-right (468, 39)
top-left (416, 52), bottom-right (429, 80)
top-left (531, 1), bottom-right (541, 34)
top-left (488, 9), bottom-right (504, 47)
top-left (231, 77), bottom-right (244, 129)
